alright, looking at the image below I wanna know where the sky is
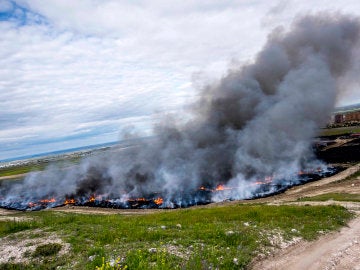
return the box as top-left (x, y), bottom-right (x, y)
top-left (1, 0), bottom-right (360, 161)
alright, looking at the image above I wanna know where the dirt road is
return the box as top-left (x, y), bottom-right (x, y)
top-left (252, 212), bottom-right (360, 270)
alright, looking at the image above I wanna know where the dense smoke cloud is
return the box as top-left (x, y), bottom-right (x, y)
top-left (1, 13), bottom-right (360, 206)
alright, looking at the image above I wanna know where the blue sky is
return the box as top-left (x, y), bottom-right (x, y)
top-left (1, 0), bottom-right (360, 161)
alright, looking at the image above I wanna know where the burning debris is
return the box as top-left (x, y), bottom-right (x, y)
top-left (0, 167), bottom-right (341, 211)
top-left (1, 13), bottom-right (360, 211)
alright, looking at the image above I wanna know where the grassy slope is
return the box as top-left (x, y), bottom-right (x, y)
top-left (0, 204), bottom-right (353, 270)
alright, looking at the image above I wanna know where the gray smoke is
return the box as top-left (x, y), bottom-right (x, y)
top-left (2, 13), bottom-right (360, 205)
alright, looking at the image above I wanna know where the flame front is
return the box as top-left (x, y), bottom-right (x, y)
top-left (64, 198), bottom-right (76, 205)
top-left (154, 197), bottom-right (163, 205)
top-left (40, 198), bottom-right (56, 203)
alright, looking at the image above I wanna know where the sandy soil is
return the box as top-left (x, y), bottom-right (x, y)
top-left (0, 173), bottom-right (27, 181)
top-left (0, 229), bottom-right (71, 264)
top-left (252, 213), bottom-right (360, 270)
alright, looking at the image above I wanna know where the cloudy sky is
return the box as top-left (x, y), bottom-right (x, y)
top-left (1, 0), bottom-right (360, 161)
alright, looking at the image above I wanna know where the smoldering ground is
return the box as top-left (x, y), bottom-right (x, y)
top-left (1, 13), bottom-right (360, 208)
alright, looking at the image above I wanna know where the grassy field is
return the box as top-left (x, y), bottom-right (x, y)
top-left (298, 193), bottom-right (360, 202)
top-left (0, 158), bottom-right (81, 178)
top-left (0, 204), bottom-right (353, 270)
top-left (0, 164), bottom-right (45, 177)
top-left (320, 126), bottom-right (360, 136)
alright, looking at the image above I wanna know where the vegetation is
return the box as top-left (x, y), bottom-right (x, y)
top-left (32, 243), bottom-right (62, 257)
top-left (0, 158), bottom-right (82, 178)
top-left (0, 204), bottom-right (353, 269)
top-left (0, 164), bottom-right (45, 177)
top-left (319, 125), bottom-right (360, 136)
top-left (298, 192), bottom-right (360, 202)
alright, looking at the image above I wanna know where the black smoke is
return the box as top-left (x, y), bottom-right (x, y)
top-left (1, 13), bottom-right (360, 207)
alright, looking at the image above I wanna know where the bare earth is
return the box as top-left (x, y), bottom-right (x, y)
top-left (252, 213), bottom-right (360, 270)
top-left (251, 163), bottom-right (360, 270)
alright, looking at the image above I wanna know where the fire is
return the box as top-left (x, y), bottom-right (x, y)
top-left (40, 198), bottom-right (56, 203)
top-left (215, 184), bottom-right (225, 191)
top-left (128, 197), bottom-right (146, 202)
top-left (28, 202), bottom-right (37, 208)
top-left (154, 197), bottom-right (163, 205)
top-left (214, 184), bottom-right (233, 191)
top-left (64, 198), bottom-right (76, 205)
top-left (89, 195), bottom-right (95, 202)
top-left (253, 176), bottom-right (274, 186)
top-left (198, 184), bottom-right (233, 192)
top-left (254, 181), bottom-right (264, 185)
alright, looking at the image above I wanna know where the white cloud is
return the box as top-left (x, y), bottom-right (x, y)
top-left (1, 0), bottom-right (360, 160)
top-left (0, 0), bottom-right (13, 13)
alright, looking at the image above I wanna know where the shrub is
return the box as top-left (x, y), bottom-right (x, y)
top-left (32, 243), bottom-right (62, 257)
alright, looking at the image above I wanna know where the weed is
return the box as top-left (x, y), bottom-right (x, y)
top-left (32, 243), bottom-right (62, 257)
top-left (0, 220), bottom-right (38, 236)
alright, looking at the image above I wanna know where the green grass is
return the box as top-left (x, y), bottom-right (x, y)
top-left (0, 158), bottom-right (83, 178)
top-left (320, 126), bottom-right (360, 136)
top-left (298, 193), bottom-right (360, 202)
top-left (0, 164), bottom-right (45, 177)
top-left (0, 219), bottom-right (38, 235)
top-left (0, 204), bottom-right (353, 269)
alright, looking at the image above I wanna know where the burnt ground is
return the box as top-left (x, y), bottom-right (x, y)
top-left (315, 136), bottom-right (360, 163)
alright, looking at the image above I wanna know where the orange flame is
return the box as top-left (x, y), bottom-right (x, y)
top-left (215, 184), bottom-right (225, 191)
top-left (40, 198), bottom-right (56, 203)
top-left (64, 198), bottom-right (76, 205)
top-left (154, 197), bottom-right (163, 205)
top-left (128, 197), bottom-right (147, 202)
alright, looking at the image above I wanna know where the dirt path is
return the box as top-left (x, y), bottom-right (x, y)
top-left (0, 173), bottom-right (27, 181)
top-left (252, 212), bottom-right (360, 270)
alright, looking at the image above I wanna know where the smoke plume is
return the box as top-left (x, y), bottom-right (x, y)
top-left (1, 13), bottom-right (360, 207)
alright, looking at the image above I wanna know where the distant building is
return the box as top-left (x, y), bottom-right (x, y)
top-left (331, 103), bottom-right (360, 124)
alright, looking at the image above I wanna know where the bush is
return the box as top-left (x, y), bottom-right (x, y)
top-left (33, 243), bottom-right (62, 257)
